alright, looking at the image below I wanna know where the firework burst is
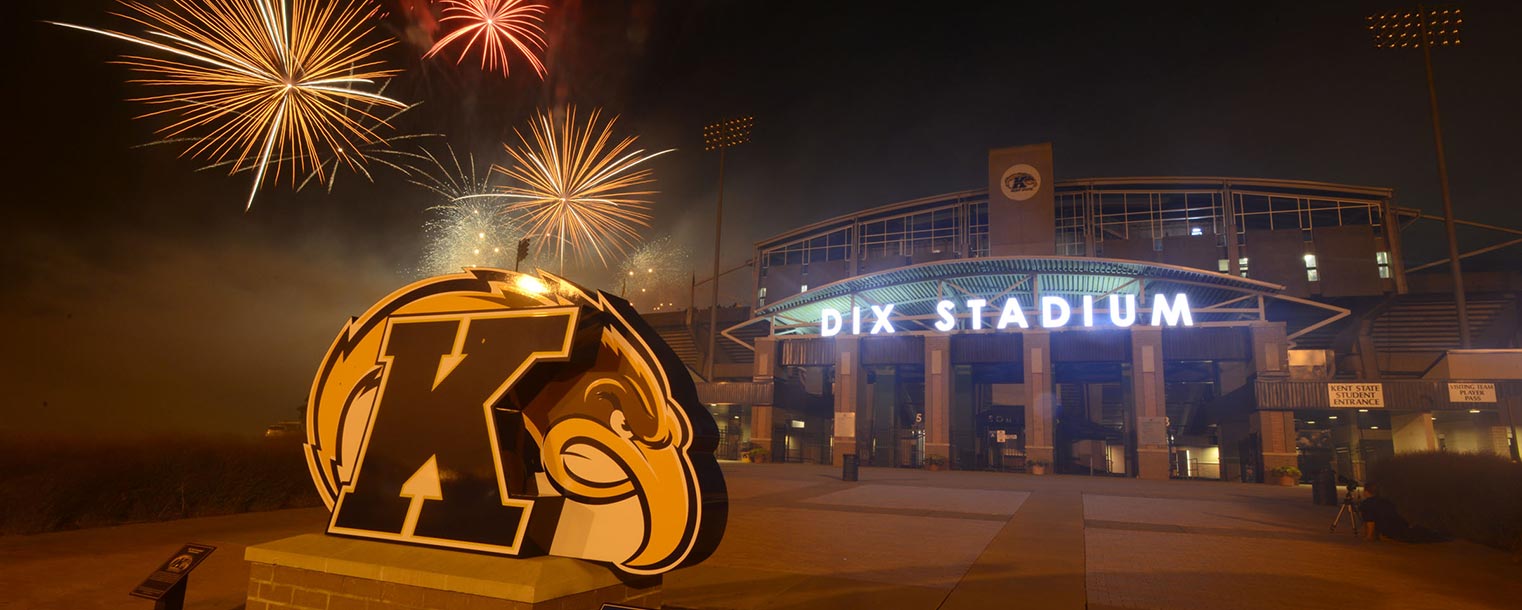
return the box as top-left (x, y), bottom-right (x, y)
top-left (619, 236), bottom-right (692, 310)
top-left (424, 0), bottom-right (548, 77)
top-left (492, 107), bottom-right (673, 273)
top-left (415, 146), bottom-right (526, 277)
top-left (52, 0), bottom-right (404, 209)
top-left (149, 97), bottom-right (437, 193)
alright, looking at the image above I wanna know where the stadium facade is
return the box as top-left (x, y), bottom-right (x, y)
top-left (670, 143), bottom-right (1520, 482)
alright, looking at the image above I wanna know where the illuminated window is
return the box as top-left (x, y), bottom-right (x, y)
top-left (1304, 253), bottom-right (1319, 282)
top-left (1376, 251), bottom-right (1391, 279)
top-left (1191, 226), bottom-right (1204, 236)
top-left (1218, 259), bottom-right (1230, 272)
top-left (801, 284), bottom-right (808, 292)
top-left (1238, 257), bottom-right (1250, 277)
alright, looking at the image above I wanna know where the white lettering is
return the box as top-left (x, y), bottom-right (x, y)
top-left (966, 299), bottom-right (988, 330)
top-left (870, 304), bottom-right (896, 334)
top-left (1109, 294), bottom-right (1136, 327)
top-left (1150, 293), bottom-right (1193, 327)
top-left (934, 300), bottom-right (956, 331)
top-left (1040, 296), bottom-right (1071, 328)
top-left (996, 297), bottom-right (1029, 329)
top-left (821, 308), bottom-right (843, 337)
top-left (814, 292), bottom-right (1195, 334)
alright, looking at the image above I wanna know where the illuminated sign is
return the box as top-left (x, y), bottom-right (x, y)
top-left (304, 269), bottom-right (726, 576)
top-left (819, 293), bottom-right (1193, 336)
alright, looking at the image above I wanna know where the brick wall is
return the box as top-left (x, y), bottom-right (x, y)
top-left (244, 562), bottom-right (662, 610)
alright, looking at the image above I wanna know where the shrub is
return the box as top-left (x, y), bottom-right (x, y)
top-left (0, 434), bottom-right (321, 535)
top-left (1270, 465), bottom-right (1302, 479)
top-left (1367, 451), bottom-right (1522, 552)
top-left (745, 446), bottom-right (770, 461)
top-left (922, 455), bottom-right (947, 467)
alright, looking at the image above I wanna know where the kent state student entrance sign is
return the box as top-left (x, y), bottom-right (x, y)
top-left (304, 269), bottom-right (727, 576)
top-left (817, 293), bottom-right (1196, 336)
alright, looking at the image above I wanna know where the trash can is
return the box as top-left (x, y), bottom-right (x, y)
top-left (842, 453), bottom-right (859, 482)
top-left (1313, 468), bottom-right (1336, 505)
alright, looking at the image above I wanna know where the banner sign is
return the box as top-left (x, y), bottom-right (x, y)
top-left (305, 269), bottom-right (726, 576)
top-left (1328, 383), bottom-right (1384, 408)
top-left (1448, 382), bottom-right (1497, 403)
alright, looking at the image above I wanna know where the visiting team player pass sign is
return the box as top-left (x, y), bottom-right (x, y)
top-left (1448, 382), bottom-right (1496, 403)
top-left (304, 269), bottom-right (726, 576)
top-left (1328, 383), bottom-right (1385, 408)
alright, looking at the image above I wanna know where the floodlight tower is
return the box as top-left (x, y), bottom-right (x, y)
top-left (1367, 6), bottom-right (1470, 347)
top-left (702, 116), bottom-right (754, 380)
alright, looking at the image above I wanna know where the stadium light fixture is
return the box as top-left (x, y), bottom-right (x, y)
top-left (701, 116), bottom-right (754, 380)
top-left (1366, 5), bottom-right (1470, 348)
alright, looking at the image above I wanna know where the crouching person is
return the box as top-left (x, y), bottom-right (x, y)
top-left (1360, 483), bottom-right (1447, 543)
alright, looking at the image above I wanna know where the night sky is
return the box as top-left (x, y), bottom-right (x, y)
top-left (4, 1), bottom-right (1521, 436)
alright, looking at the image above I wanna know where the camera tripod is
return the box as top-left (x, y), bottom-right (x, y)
top-left (1329, 485), bottom-right (1361, 537)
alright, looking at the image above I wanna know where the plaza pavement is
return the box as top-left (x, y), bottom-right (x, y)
top-left (2, 463), bottom-right (1519, 609)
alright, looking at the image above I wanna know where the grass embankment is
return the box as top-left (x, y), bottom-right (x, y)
top-left (0, 435), bottom-right (320, 535)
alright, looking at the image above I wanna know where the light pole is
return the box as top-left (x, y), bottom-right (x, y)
top-left (701, 116), bottom-right (754, 380)
top-left (1368, 6), bottom-right (1470, 347)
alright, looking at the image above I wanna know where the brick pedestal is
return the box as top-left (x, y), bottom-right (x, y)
top-left (244, 534), bottom-right (660, 610)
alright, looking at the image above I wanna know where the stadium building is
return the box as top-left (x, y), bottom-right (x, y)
top-left (651, 143), bottom-right (1522, 482)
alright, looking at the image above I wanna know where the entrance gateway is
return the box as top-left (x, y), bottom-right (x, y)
top-left (706, 141), bottom-right (1519, 486)
top-left (720, 253), bottom-right (1346, 482)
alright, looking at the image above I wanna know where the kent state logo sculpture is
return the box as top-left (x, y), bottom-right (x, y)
top-left (304, 269), bottom-right (727, 575)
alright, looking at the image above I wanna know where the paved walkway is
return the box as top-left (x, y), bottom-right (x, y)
top-left (2, 463), bottom-right (1519, 609)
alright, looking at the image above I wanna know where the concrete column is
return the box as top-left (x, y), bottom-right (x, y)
top-left (1250, 323), bottom-right (1296, 482)
top-left (752, 337), bottom-right (777, 380)
top-left (924, 335), bottom-right (952, 464)
top-left (1250, 322), bottom-right (1289, 376)
top-left (1481, 425), bottom-right (1512, 457)
top-left (750, 338), bottom-right (778, 459)
top-left (832, 336), bottom-right (863, 466)
top-left (1252, 410), bottom-right (1298, 481)
top-left (1023, 331), bottom-right (1054, 471)
top-left (750, 405), bottom-right (774, 458)
top-left (1216, 360), bottom-right (1251, 481)
top-left (1130, 327), bottom-right (1169, 480)
top-left (1391, 412), bottom-right (1437, 454)
top-left (1336, 415), bottom-right (1366, 481)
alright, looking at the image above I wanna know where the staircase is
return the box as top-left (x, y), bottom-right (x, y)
top-left (1369, 294), bottom-right (1517, 352)
top-left (655, 325), bottom-right (703, 372)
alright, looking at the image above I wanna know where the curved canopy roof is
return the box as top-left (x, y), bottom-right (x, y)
top-left (736, 256), bottom-right (1345, 340)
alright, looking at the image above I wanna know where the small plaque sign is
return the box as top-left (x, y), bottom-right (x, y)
top-left (1328, 383), bottom-right (1384, 408)
top-left (131, 543), bottom-right (215, 601)
top-left (1448, 382), bottom-right (1496, 403)
top-left (1137, 416), bottom-right (1168, 447)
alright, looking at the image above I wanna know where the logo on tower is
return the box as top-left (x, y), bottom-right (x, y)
top-left (1000, 163), bottom-right (1042, 201)
top-left (304, 269), bottom-right (726, 575)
